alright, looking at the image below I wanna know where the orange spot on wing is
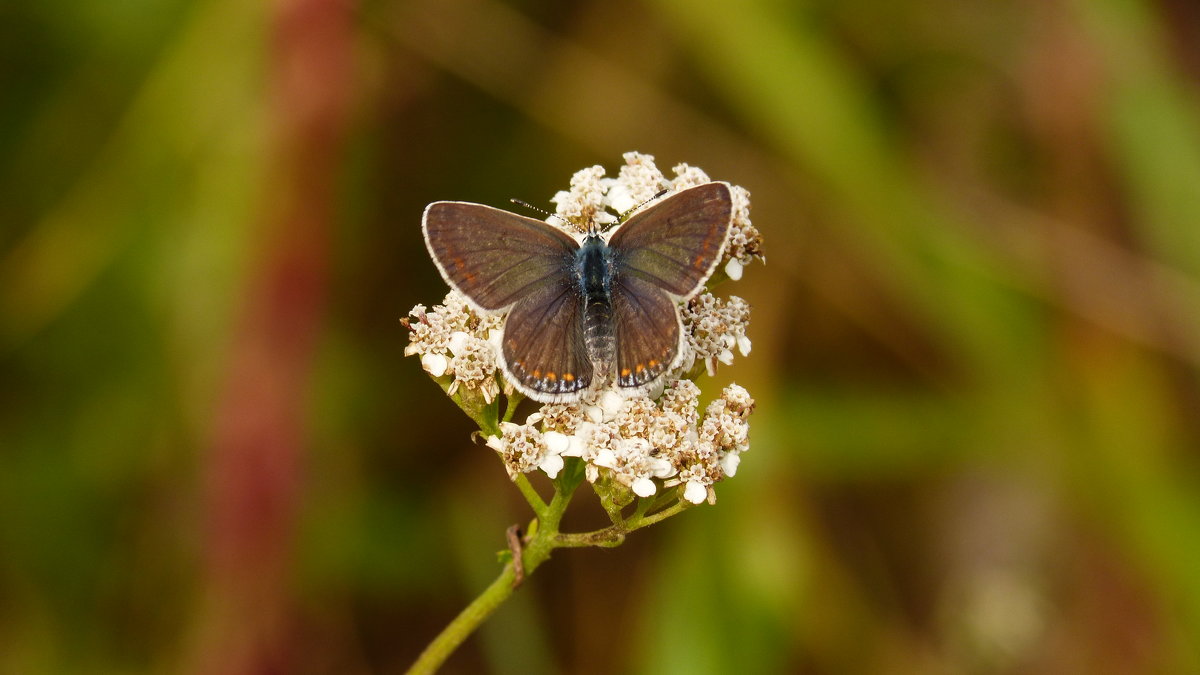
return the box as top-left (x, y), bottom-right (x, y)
top-left (648, 359), bottom-right (659, 368)
top-left (692, 239), bottom-right (714, 269)
top-left (532, 369), bottom-right (541, 378)
top-left (563, 373), bottom-right (575, 382)
top-left (546, 372), bottom-right (557, 381)
top-left (635, 363), bottom-right (645, 373)
top-left (452, 257), bottom-right (477, 282)
top-left (620, 368), bottom-right (632, 377)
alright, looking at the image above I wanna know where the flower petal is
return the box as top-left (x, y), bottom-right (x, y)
top-left (721, 452), bottom-right (741, 477)
top-left (543, 430), bottom-right (570, 454)
top-left (684, 480), bottom-right (708, 504)
top-left (421, 353), bottom-right (448, 377)
top-left (447, 331), bottom-right (470, 356)
top-left (737, 335), bottom-right (752, 357)
top-left (725, 258), bottom-right (744, 281)
top-left (593, 449), bottom-right (618, 469)
top-left (539, 454), bottom-right (564, 479)
top-left (632, 476), bottom-right (657, 497)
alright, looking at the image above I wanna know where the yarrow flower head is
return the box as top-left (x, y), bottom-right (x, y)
top-left (402, 291), bottom-right (504, 404)
top-left (407, 152), bottom-right (764, 509)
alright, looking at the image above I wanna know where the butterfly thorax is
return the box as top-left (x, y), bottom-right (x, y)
top-left (576, 234), bottom-right (616, 381)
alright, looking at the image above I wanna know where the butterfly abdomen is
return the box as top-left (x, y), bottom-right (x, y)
top-left (577, 236), bottom-right (616, 380)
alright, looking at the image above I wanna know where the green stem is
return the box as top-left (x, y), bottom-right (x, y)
top-left (555, 527), bottom-right (626, 548)
top-left (406, 461), bottom-right (687, 672)
top-left (406, 471), bottom-right (575, 674)
top-left (630, 498), bottom-right (689, 528)
top-left (513, 474), bottom-right (547, 516)
top-left (405, 561), bottom-right (519, 675)
top-left (501, 389), bottom-right (523, 422)
top-left (555, 493), bottom-right (690, 548)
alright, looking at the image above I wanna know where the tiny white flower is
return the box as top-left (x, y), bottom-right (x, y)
top-left (485, 435), bottom-right (504, 452)
top-left (721, 452), bottom-right (741, 477)
top-left (539, 454), bottom-right (564, 479)
top-left (632, 476), bottom-right (657, 498)
top-left (670, 163), bottom-right (711, 188)
top-left (650, 457), bottom-right (676, 479)
top-left (644, 376), bottom-right (668, 402)
top-left (564, 433), bottom-right (586, 457)
top-left (543, 430), bottom-right (570, 454)
top-left (447, 331), bottom-right (470, 356)
top-left (494, 422), bottom-right (546, 477)
top-left (737, 335), bottom-right (752, 356)
top-left (581, 403), bottom-right (604, 423)
top-left (618, 436), bottom-right (651, 457)
top-left (615, 151), bottom-right (667, 204)
top-left (569, 421), bottom-right (599, 455)
top-left (725, 258), bottom-right (743, 281)
top-left (606, 184), bottom-right (637, 214)
top-left (487, 328), bottom-right (504, 353)
top-left (718, 349), bottom-right (735, 366)
top-left (721, 384), bottom-right (755, 414)
top-left (421, 353), bottom-right (449, 377)
top-left (597, 390), bottom-right (624, 419)
top-left (593, 448), bottom-right (618, 469)
top-left (684, 480), bottom-right (708, 504)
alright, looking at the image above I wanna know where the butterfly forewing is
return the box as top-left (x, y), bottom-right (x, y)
top-left (423, 202), bottom-right (578, 310)
top-left (607, 182), bottom-right (734, 298)
top-left (502, 280), bottom-right (593, 400)
top-left (611, 275), bottom-right (681, 390)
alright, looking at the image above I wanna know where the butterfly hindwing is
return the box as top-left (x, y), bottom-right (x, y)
top-left (607, 182), bottom-right (734, 298)
top-left (501, 279), bottom-right (593, 401)
top-left (610, 274), bottom-right (681, 390)
top-left (423, 202), bottom-right (578, 311)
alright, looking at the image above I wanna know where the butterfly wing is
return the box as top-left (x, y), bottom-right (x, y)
top-left (606, 182), bottom-right (734, 298)
top-left (501, 279), bottom-right (593, 401)
top-left (610, 275), bottom-right (681, 390)
top-left (606, 182), bottom-right (733, 391)
top-left (423, 202), bottom-right (578, 311)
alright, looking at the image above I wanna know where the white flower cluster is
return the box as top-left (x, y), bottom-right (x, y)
top-left (682, 293), bottom-right (753, 376)
top-left (550, 152), bottom-right (765, 283)
top-left (403, 291), bottom-right (505, 403)
top-left (486, 381), bottom-right (755, 504)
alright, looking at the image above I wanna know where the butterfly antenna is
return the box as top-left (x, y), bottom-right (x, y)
top-left (511, 198), bottom-right (572, 228)
top-left (619, 188), bottom-right (671, 222)
top-left (510, 198), bottom-right (549, 217)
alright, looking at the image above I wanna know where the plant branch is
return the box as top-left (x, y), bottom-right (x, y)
top-left (406, 475), bottom-right (567, 674)
top-left (513, 474), bottom-right (547, 517)
top-left (555, 492), bottom-right (690, 548)
top-left (405, 561), bottom-right (518, 675)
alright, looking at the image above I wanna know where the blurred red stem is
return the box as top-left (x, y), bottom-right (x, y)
top-left (192, 0), bottom-right (353, 672)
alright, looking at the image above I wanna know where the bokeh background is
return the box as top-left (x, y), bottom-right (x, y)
top-left (4, 0), bottom-right (1200, 672)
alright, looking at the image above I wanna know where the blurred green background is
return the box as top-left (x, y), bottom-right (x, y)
top-left (3, 0), bottom-right (1200, 672)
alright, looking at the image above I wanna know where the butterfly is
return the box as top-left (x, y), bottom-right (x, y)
top-left (422, 182), bottom-right (734, 403)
